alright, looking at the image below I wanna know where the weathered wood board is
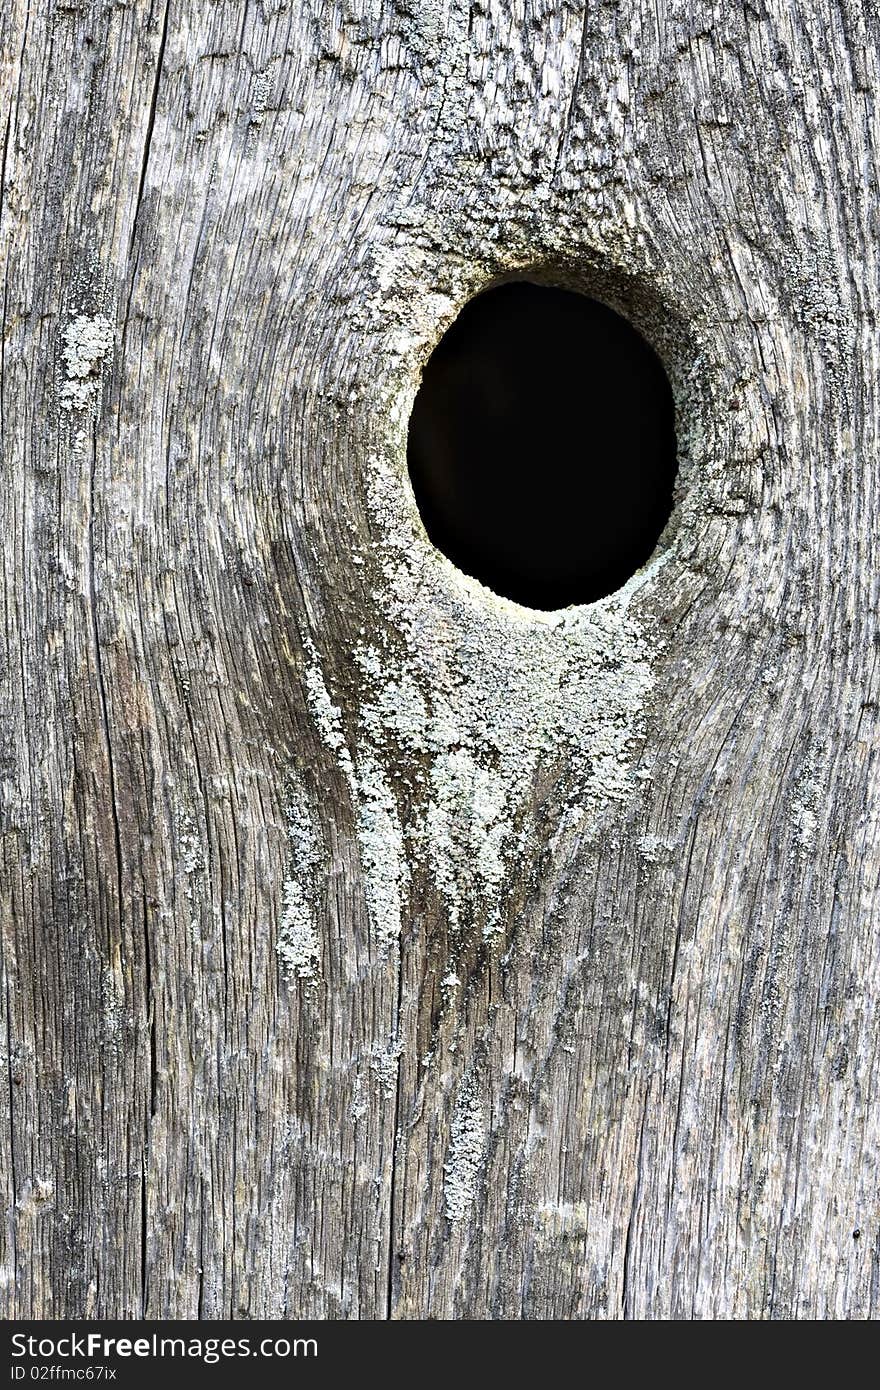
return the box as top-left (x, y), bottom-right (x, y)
top-left (1, 0), bottom-right (878, 1318)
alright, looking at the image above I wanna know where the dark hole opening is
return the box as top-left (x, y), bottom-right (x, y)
top-left (406, 281), bottom-right (678, 610)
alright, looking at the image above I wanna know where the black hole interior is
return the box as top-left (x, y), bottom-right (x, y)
top-left (406, 281), bottom-right (678, 610)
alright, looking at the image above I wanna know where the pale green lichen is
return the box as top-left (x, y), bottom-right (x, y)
top-left (175, 807), bottom-right (205, 939)
top-left (303, 209), bottom-right (720, 950)
top-left (444, 1078), bottom-right (485, 1222)
top-left (424, 750), bottom-right (509, 935)
top-left (355, 751), bottom-right (408, 948)
top-left (304, 637), bottom-right (408, 949)
top-left (277, 877), bottom-right (319, 978)
top-left (59, 313), bottom-right (114, 412)
top-left (303, 636), bottom-right (355, 781)
top-left (276, 787), bottom-right (321, 981)
top-left (637, 833), bottom-right (678, 864)
top-left (790, 748), bottom-right (824, 859)
top-left (369, 1039), bottom-right (403, 1098)
top-left (354, 442), bottom-right (662, 938)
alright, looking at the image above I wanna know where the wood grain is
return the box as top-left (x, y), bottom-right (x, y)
top-left (1, 0), bottom-right (878, 1318)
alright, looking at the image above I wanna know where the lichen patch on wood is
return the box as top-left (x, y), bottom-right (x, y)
top-left (350, 447), bottom-right (662, 940)
top-left (276, 787), bottom-right (322, 981)
top-left (443, 1079), bottom-right (485, 1222)
top-left (59, 313), bottom-right (114, 413)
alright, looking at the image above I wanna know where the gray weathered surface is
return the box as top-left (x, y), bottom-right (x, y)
top-left (1, 0), bottom-right (878, 1319)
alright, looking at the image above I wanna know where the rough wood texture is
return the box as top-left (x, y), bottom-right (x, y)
top-left (2, 0), bottom-right (878, 1320)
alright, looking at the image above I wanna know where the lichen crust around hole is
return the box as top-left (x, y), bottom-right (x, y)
top-left (310, 230), bottom-right (727, 948)
top-left (352, 448), bottom-right (664, 938)
top-left (301, 447), bottom-right (665, 948)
